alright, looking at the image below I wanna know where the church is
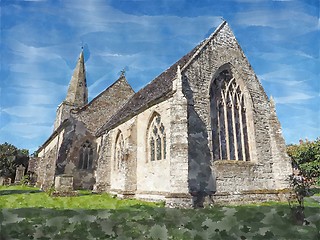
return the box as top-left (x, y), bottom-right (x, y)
top-left (30, 21), bottom-right (292, 207)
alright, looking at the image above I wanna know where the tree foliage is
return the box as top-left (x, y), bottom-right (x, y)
top-left (0, 142), bottom-right (29, 181)
top-left (287, 138), bottom-right (320, 180)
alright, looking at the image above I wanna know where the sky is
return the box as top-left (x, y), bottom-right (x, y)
top-left (0, 0), bottom-right (319, 153)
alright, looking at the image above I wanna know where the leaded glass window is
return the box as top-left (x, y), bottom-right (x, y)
top-left (210, 69), bottom-right (250, 161)
top-left (114, 132), bottom-right (124, 170)
top-left (148, 114), bottom-right (167, 161)
top-left (150, 137), bottom-right (155, 161)
top-left (78, 140), bottom-right (94, 170)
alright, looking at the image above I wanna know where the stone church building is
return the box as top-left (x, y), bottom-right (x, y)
top-left (31, 21), bottom-right (292, 206)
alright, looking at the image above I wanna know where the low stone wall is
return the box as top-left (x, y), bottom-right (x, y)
top-left (213, 189), bottom-right (292, 205)
top-left (116, 189), bottom-right (291, 208)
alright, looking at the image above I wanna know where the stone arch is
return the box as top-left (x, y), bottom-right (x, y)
top-left (209, 63), bottom-right (255, 161)
top-left (146, 111), bottom-right (167, 162)
top-left (114, 130), bottom-right (124, 170)
top-left (78, 140), bottom-right (94, 170)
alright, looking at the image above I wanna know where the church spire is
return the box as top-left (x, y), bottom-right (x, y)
top-left (53, 51), bottom-right (88, 130)
top-left (65, 51), bottom-right (88, 107)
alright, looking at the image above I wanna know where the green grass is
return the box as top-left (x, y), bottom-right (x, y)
top-left (0, 185), bottom-right (319, 239)
top-left (0, 185), bottom-right (162, 209)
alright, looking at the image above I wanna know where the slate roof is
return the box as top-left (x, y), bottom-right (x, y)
top-left (96, 21), bottom-right (227, 136)
top-left (71, 75), bottom-right (134, 113)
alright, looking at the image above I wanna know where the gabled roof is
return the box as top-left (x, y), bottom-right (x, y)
top-left (71, 75), bottom-right (135, 134)
top-left (96, 21), bottom-right (227, 136)
top-left (72, 75), bottom-right (134, 114)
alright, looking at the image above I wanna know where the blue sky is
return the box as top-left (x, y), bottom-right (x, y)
top-left (0, 0), bottom-right (319, 153)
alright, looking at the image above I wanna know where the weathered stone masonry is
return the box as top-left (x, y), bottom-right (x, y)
top-left (31, 20), bottom-right (292, 206)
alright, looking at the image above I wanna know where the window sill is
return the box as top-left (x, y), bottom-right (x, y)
top-left (213, 160), bottom-right (255, 166)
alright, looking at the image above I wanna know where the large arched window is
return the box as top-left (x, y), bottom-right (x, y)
top-left (78, 140), bottom-right (94, 170)
top-left (148, 114), bottom-right (166, 161)
top-left (210, 69), bottom-right (250, 161)
top-left (114, 131), bottom-right (124, 170)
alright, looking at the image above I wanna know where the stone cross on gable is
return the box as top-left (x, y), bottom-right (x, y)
top-left (120, 69), bottom-right (126, 77)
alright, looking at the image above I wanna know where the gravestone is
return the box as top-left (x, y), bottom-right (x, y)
top-left (54, 175), bottom-right (74, 192)
top-left (14, 164), bottom-right (25, 183)
top-left (2, 177), bottom-right (11, 185)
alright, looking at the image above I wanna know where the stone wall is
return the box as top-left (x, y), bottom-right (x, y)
top-left (54, 102), bottom-right (73, 131)
top-left (36, 129), bottom-right (65, 190)
top-left (37, 21), bottom-right (291, 206)
top-left (166, 67), bottom-right (190, 206)
top-left (57, 119), bottom-right (97, 190)
top-left (96, 98), bottom-right (174, 200)
top-left (94, 135), bottom-right (112, 192)
top-left (73, 76), bottom-right (135, 134)
top-left (181, 22), bottom-right (291, 201)
top-left (38, 77), bottom-right (134, 191)
top-left (37, 119), bottom-right (98, 190)
top-left (268, 98), bottom-right (292, 189)
top-left (135, 100), bottom-right (172, 198)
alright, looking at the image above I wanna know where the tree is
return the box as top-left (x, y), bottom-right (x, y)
top-left (0, 142), bottom-right (29, 182)
top-left (287, 138), bottom-right (320, 225)
top-left (287, 138), bottom-right (320, 183)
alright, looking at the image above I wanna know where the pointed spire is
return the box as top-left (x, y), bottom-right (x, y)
top-left (174, 65), bottom-right (184, 97)
top-left (65, 51), bottom-right (88, 107)
top-left (269, 96), bottom-right (276, 112)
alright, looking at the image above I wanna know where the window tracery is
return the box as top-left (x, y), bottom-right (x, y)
top-left (78, 140), bottom-right (94, 170)
top-left (210, 69), bottom-right (250, 161)
top-left (114, 132), bottom-right (124, 170)
top-left (148, 114), bottom-right (166, 161)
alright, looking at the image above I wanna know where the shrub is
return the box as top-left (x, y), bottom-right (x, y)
top-left (287, 138), bottom-right (320, 183)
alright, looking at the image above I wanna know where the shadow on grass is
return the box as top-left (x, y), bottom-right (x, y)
top-left (0, 205), bottom-right (319, 240)
top-left (311, 187), bottom-right (320, 195)
top-left (0, 189), bottom-right (42, 196)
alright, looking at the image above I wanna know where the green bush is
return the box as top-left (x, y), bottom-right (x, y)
top-left (287, 138), bottom-right (320, 181)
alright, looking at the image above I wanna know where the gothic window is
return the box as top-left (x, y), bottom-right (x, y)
top-left (114, 131), bottom-right (124, 170)
top-left (148, 114), bottom-right (167, 161)
top-left (210, 69), bottom-right (250, 161)
top-left (78, 140), bottom-right (94, 170)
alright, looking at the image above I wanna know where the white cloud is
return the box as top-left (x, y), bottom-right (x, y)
top-left (62, 2), bottom-right (221, 41)
top-left (274, 92), bottom-right (315, 104)
top-left (232, 0), bottom-right (266, 2)
top-left (234, 9), bottom-right (318, 35)
top-left (2, 0), bottom-right (318, 149)
top-left (0, 122), bottom-right (52, 140)
top-left (2, 105), bottom-right (55, 122)
top-left (258, 49), bottom-right (317, 62)
top-left (10, 41), bottom-right (62, 62)
top-left (259, 66), bottom-right (317, 104)
top-left (258, 66), bottom-right (311, 85)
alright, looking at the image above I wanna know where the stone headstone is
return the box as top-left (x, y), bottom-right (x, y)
top-left (54, 175), bottom-right (74, 192)
top-left (3, 177), bottom-right (11, 185)
top-left (0, 177), bottom-right (4, 186)
top-left (14, 164), bottom-right (25, 183)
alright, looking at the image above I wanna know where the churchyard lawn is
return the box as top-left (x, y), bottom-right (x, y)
top-left (0, 185), bottom-right (319, 239)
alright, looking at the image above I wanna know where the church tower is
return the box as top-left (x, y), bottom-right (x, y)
top-left (53, 51), bottom-right (88, 130)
